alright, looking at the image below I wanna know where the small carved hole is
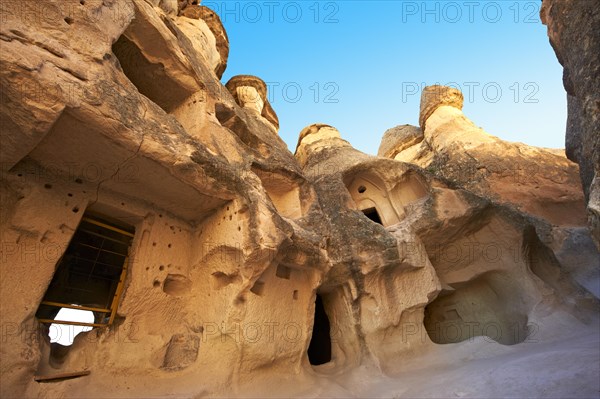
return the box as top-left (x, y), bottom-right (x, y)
top-left (276, 265), bottom-right (291, 280)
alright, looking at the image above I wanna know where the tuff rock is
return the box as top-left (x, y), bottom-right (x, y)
top-left (541, 0), bottom-right (600, 247)
top-left (0, 1), bottom-right (598, 398)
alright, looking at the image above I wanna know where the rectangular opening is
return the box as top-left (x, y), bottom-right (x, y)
top-left (362, 207), bottom-right (383, 225)
top-left (36, 212), bottom-right (135, 328)
top-left (308, 294), bottom-right (331, 365)
top-left (275, 264), bottom-right (292, 280)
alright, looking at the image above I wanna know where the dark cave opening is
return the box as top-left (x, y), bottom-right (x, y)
top-left (362, 207), bottom-right (383, 225)
top-left (308, 294), bottom-right (332, 365)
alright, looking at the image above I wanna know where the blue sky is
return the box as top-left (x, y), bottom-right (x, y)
top-left (210, 1), bottom-right (566, 155)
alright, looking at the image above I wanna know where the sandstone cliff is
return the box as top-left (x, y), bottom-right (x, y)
top-left (0, 1), bottom-right (598, 398)
top-left (379, 85), bottom-right (587, 228)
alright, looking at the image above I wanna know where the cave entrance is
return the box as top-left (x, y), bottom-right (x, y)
top-left (308, 294), bottom-right (332, 365)
top-left (423, 272), bottom-right (530, 345)
top-left (36, 212), bottom-right (135, 333)
top-left (362, 207), bottom-right (383, 225)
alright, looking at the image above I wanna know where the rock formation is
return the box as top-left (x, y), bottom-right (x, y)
top-left (0, 1), bottom-right (598, 398)
top-left (541, 0), bottom-right (600, 247)
top-left (379, 85), bottom-right (587, 228)
top-left (225, 75), bottom-right (279, 132)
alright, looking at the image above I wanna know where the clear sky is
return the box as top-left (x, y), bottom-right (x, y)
top-left (211, 0), bottom-right (566, 155)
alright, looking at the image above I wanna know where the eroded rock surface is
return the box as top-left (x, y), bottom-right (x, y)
top-left (0, 1), bottom-right (597, 398)
top-left (377, 124), bottom-right (423, 160)
top-left (297, 124), bottom-right (597, 360)
top-left (381, 85), bottom-right (588, 228)
top-left (541, 0), bottom-right (600, 247)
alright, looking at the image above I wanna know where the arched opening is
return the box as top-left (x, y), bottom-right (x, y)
top-left (344, 172), bottom-right (402, 226)
top-left (308, 294), bottom-right (331, 365)
top-left (423, 272), bottom-right (530, 345)
top-left (362, 207), bottom-right (383, 225)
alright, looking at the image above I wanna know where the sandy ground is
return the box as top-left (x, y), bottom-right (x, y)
top-left (306, 329), bottom-right (600, 398)
top-left (26, 314), bottom-right (599, 399)
top-left (236, 315), bottom-right (599, 399)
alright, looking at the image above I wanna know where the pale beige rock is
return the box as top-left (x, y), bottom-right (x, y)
top-left (162, 333), bottom-right (200, 370)
top-left (158, 0), bottom-right (178, 15)
top-left (377, 124), bottom-right (423, 159)
top-left (236, 86), bottom-right (265, 114)
top-left (225, 75), bottom-right (280, 132)
top-left (180, 5), bottom-right (229, 78)
top-left (296, 123), bottom-right (597, 373)
top-left (383, 85), bottom-right (588, 228)
top-left (294, 123), bottom-right (352, 168)
top-left (0, 1), bottom-right (315, 397)
top-left (173, 15), bottom-right (222, 77)
top-left (419, 85), bottom-right (464, 131)
top-left (0, 1), bottom-right (597, 398)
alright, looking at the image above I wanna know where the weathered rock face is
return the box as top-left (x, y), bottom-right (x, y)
top-left (377, 124), bottom-right (423, 160)
top-left (225, 75), bottom-right (280, 132)
top-left (0, 1), bottom-right (598, 398)
top-left (381, 85), bottom-right (588, 228)
top-left (179, 4), bottom-right (229, 78)
top-left (297, 125), bottom-right (597, 354)
top-left (0, 1), bottom-right (319, 396)
top-left (419, 85), bottom-right (464, 131)
top-left (541, 0), bottom-right (600, 247)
